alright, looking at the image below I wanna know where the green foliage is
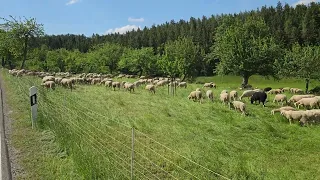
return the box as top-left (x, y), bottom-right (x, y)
top-left (159, 36), bottom-right (200, 79)
top-left (118, 47), bottom-right (158, 76)
top-left (0, 16), bottom-right (44, 68)
top-left (213, 16), bottom-right (282, 84)
top-left (279, 43), bottom-right (320, 80)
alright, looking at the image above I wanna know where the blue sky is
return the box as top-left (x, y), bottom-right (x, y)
top-left (0, 0), bottom-right (318, 36)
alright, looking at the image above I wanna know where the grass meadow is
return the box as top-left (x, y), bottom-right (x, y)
top-left (3, 69), bottom-right (320, 179)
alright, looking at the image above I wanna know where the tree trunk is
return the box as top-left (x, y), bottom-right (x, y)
top-left (305, 78), bottom-right (310, 94)
top-left (181, 74), bottom-right (187, 82)
top-left (241, 74), bottom-right (249, 87)
top-left (1, 57), bottom-right (5, 67)
top-left (21, 38), bottom-right (28, 69)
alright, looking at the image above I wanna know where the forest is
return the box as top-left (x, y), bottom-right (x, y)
top-left (1, 1), bottom-right (320, 85)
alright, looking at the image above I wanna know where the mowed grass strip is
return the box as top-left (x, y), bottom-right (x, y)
top-left (4, 70), bottom-right (320, 179)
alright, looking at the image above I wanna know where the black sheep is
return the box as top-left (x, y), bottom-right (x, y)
top-left (251, 91), bottom-right (268, 107)
top-left (263, 87), bottom-right (272, 92)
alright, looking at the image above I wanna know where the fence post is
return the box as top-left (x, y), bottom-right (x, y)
top-left (131, 127), bottom-right (135, 180)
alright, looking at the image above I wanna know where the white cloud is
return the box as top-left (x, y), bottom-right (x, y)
top-left (128, 17), bottom-right (145, 23)
top-left (292, 0), bottom-right (319, 6)
top-left (105, 25), bottom-right (141, 35)
top-left (66, 0), bottom-right (80, 5)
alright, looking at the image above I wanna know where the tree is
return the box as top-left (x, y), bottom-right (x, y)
top-left (118, 47), bottom-right (158, 76)
top-left (278, 44), bottom-right (320, 93)
top-left (91, 43), bottom-right (124, 74)
top-left (213, 16), bottom-right (282, 86)
top-left (0, 16), bottom-right (44, 69)
top-left (159, 36), bottom-right (200, 80)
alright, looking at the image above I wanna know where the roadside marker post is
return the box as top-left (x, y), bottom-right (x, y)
top-left (29, 86), bottom-right (38, 129)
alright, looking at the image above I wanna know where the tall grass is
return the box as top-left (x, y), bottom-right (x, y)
top-left (4, 71), bottom-right (320, 179)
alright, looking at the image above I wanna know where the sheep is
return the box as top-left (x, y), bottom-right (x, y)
top-left (229, 90), bottom-right (238, 101)
top-left (271, 106), bottom-right (296, 115)
top-left (105, 80), bottom-right (113, 88)
top-left (282, 87), bottom-right (290, 92)
top-left (124, 83), bottom-right (135, 93)
top-left (299, 109), bottom-right (320, 126)
top-left (42, 76), bottom-right (55, 83)
top-left (230, 101), bottom-right (246, 115)
top-left (188, 91), bottom-right (203, 104)
top-left (133, 81), bottom-right (142, 88)
top-left (221, 90), bottom-right (228, 94)
top-left (195, 88), bottom-right (201, 92)
top-left (294, 89), bottom-right (304, 94)
top-left (203, 82), bottom-right (216, 88)
top-left (112, 82), bottom-right (121, 91)
top-left (54, 77), bottom-right (62, 85)
top-left (294, 97), bottom-right (320, 109)
top-left (60, 78), bottom-right (73, 91)
top-left (177, 82), bottom-right (187, 88)
top-left (267, 89), bottom-right (282, 94)
top-left (273, 94), bottom-right (287, 106)
top-left (250, 91), bottom-right (267, 107)
top-left (280, 110), bottom-right (305, 124)
top-left (220, 92), bottom-right (229, 105)
top-left (41, 81), bottom-right (55, 90)
top-left (156, 80), bottom-right (167, 87)
top-left (288, 95), bottom-right (315, 105)
top-left (239, 90), bottom-right (256, 100)
top-left (206, 90), bottom-right (214, 102)
top-left (145, 85), bottom-right (156, 94)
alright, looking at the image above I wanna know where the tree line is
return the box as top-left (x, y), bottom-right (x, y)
top-left (0, 1), bottom-right (320, 87)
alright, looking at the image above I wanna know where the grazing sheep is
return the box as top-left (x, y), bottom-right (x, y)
top-left (300, 109), bottom-right (320, 126)
top-left (206, 90), bottom-right (214, 102)
top-left (41, 81), bottom-right (55, 90)
top-left (288, 95), bottom-right (315, 105)
top-left (273, 94), bottom-right (288, 106)
top-left (220, 93), bottom-right (229, 105)
top-left (282, 87), bottom-right (290, 92)
top-left (54, 77), bottom-right (62, 85)
top-left (229, 90), bottom-right (238, 101)
top-left (105, 80), bottom-right (112, 87)
top-left (230, 101), bottom-right (246, 115)
top-left (263, 87), bottom-right (272, 92)
top-left (271, 106), bottom-right (296, 115)
top-left (188, 91), bottom-right (203, 103)
top-left (203, 82), bottom-right (216, 88)
top-left (195, 88), bottom-right (201, 92)
top-left (267, 89), bottom-right (283, 94)
top-left (124, 83), bottom-right (135, 93)
top-left (221, 90), bottom-right (228, 94)
top-left (60, 78), bottom-right (73, 91)
top-left (294, 97), bottom-right (320, 109)
top-left (239, 90), bottom-right (256, 100)
top-left (294, 89), bottom-right (304, 94)
top-left (112, 82), bottom-right (121, 91)
top-left (250, 91), bottom-right (267, 107)
top-left (177, 82), bottom-right (187, 88)
top-left (42, 76), bottom-right (55, 83)
top-left (280, 110), bottom-right (305, 124)
top-left (145, 85), bottom-right (156, 94)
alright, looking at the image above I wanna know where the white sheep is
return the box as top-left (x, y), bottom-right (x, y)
top-left (294, 97), bottom-right (320, 109)
top-left (124, 83), bottom-right (135, 93)
top-left (112, 82), bottom-right (121, 91)
top-left (145, 85), bottom-right (156, 94)
top-left (288, 95), bottom-right (315, 105)
top-left (41, 81), bottom-right (55, 90)
top-left (221, 90), bottom-right (228, 94)
top-left (203, 82), bottom-right (216, 88)
top-left (230, 101), bottom-right (246, 115)
top-left (273, 94), bottom-right (287, 106)
top-left (229, 90), bottom-right (238, 101)
top-left (188, 91), bottom-right (203, 104)
top-left (220, 92), bottom-right (229, 105)
top-left (239, 90), bottom-right (256, 100)
top-left (280, 110), bottom-right (305, 124)
top-left (271, 106), bottom-right (296, 115)
top-left (206, 90), bottom-right (214, 102)
top-left (300, 109), bottom-right (320, 125)
top-left (42, 76), bottom-right (55, 83)
top-left (177, 82), bottom-right (187, 88)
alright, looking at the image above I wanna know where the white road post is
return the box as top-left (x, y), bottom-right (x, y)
top-left (29, 86), bottom-right (38, 129)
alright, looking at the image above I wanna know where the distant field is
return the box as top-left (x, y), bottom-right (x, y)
top-left (4, 71), bottom-right (320, 179)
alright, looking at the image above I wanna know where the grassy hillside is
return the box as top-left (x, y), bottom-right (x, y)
top-left (4, 71), bottom-right (320, 179)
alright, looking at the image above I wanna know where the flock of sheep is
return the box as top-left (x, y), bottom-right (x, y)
top-left (8, 69), bottom-right (320, 126)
